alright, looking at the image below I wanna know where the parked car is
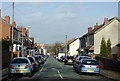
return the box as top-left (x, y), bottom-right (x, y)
top-left (73, 56), bottom-right (91, 70)
top-left (64, 56), bottom-right (74, 65)
top-left (9, 57), bottom-right (34, 77)
top-left (74, 59), bottom-right (100, 75)
top-left (60, 55), bottom-right (65, 62)
top-left (28, 56), bottom-right (39, 71)
top-left (33, 56), bottom-right (41, 66)
top-left (36, 55), bottom-right (45, 64)
top-left (58, 53), bottom-right (65, 61)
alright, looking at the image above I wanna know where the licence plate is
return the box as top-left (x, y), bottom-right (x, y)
top-left (68, 61), bottom-right (72, 62)
top-left (15, 70), bottom-right (23, 72)
top-left (87, 70), bottom-right (94, 71)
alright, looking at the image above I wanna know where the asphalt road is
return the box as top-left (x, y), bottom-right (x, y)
top-left (2, 56), bottom-right (115, 81)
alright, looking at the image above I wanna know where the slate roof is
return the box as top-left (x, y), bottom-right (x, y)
top-left (82, 17), bottom-right (120, 37)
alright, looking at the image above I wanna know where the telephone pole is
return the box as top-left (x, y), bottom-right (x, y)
top-left (66, 35), bottom-right (67, 57)
top-left (11, 2), bottom-right (14, 60)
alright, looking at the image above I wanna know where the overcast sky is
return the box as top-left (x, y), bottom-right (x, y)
top-left (1, 2), bottom-right (118, 44)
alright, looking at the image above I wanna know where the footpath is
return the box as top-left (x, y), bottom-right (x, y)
top-left (100, 69), bottom-right (120, 81)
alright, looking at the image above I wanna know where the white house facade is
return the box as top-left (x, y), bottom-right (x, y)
top-left (69, 38), bottom-right (80, 56)
top-left (94, 17), bottom-right (120, 55)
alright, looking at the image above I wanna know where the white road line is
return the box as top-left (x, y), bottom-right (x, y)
top-left (57, 70), bottom-right (63, 79)
top-left (40, 67), bottom-right (43, 72)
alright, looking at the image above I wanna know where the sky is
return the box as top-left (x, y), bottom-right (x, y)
top-left (1, 2), bottom-right (118, 44)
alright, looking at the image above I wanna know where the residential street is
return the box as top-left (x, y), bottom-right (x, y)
top-left (2, 56), bottom-right (116, 81)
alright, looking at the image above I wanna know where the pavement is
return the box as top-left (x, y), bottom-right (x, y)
top-left (1, 56), bottom-right (120, 81)
top-left (100, 69), bottom-right (120, 81)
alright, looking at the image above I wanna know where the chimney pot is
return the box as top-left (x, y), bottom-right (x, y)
top-left (94, 25), bottom-right (99, 29)
top-left (88, 27), bottom-right (92, 32)
top-left (104, 18), bottom-right (108, 24)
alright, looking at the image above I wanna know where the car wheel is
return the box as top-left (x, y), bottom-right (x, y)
top-left (78, 69), bottom-right (82, 75)
top-left (8, 73), bottom-right (13, 78)
top-left (29, 70), bottom-right (33, 77)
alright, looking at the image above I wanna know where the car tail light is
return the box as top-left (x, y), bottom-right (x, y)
top-left (11, 66), bottom-right (14, 69)
top-left (81, 65), bottom-right (85, 67)
top-left (73, 59), bottom-right (75, 60)
top-left (96, 66), bottom-right (100, 68)
top-left (32, 63), bottom-right (36, 65)
top-left (25, 65), bottom-right (28, 68)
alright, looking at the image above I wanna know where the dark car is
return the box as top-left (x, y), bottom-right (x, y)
top-left (64, 56), bottom-right (74, 65)
top-left (28, 56), bottom-right (39, 71)
top-left (35, 55), bottom-right (44, 64)
top-left (60, 56), bottom-right (65, 62)
top-left (33, 56), bottom-right (41, 67)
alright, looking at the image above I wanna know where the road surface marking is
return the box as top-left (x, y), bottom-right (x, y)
top-left (57, 70), bottom-right (63, 79)
top-left (40, 67), bottom-right (43, 72)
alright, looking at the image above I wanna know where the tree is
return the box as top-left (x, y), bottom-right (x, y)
top-left (100, 37), bottom-right (107, 57)
top-left (107, 38), bottom-right (113, 58)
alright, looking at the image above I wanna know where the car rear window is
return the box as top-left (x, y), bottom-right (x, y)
top-left (28, 57), bottom-right (34, 63)
top-left (34, 57), bottom-right (39, 61)
top-left (67, 56), bottom-right (74, 59)
top-left (82, 60), bottom-right (98, 65)
top-left (79, 57), bottom-right (89, 60)
top-left (12, 59), bottom-right (28, 63)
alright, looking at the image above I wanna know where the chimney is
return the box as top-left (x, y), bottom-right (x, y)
top-left (23, 28), bottom-right (26, 35)
top-left (94, 23), bottom-right (99, 29)
top-left (26, 30), bottom-right (29, 37)
top-left (17, 26), bottom-right (20, 31)
top-left (13, 21), bottom-right (16, 27)
top-left (88, 27), bottom-right (92, 32)
top-left (72, 39), bottom-right (75, 42)
top-left (104, 18), bottom-right (108, 24)
top-left (5, 16), bottom-right (10, 23)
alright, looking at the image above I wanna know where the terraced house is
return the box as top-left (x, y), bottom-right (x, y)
top-left (78, 17), bottom-right (120, 59)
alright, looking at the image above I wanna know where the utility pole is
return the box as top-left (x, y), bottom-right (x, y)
top-left (66, 35), bottom-right (67, 57)
top-left (11, 2), bottom-right (14, 61)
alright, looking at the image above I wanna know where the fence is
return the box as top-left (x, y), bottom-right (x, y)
top-left (2, 51), bottom-right (11, 69)
top-left (95, 56), bottom-right (120, 72)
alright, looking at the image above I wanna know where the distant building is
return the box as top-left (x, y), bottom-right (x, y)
top-left (38, 44), bottom-right (47, 55)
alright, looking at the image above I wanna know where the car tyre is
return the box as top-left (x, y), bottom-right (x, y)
top-left (78, 69), bottom-right (82, 75)
top-left (8, 73), bottom-right (13, 78)
top-left (29, 70), bottom-right (33, 77)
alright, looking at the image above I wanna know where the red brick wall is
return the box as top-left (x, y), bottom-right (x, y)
top-left (1, 19), bottom-right (11, 40)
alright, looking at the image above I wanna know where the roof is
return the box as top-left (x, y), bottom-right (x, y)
top-left (81, 17), bottom-right (120, 38)
top-left (84, 46), bottom-right (92, 50)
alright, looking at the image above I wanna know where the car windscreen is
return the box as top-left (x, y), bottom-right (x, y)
top-left (12, 59), bottom-right (28, 63)
top-left (82, 60), bottom-right (98, 65)
top-left (28, 57), bottom-right (35, 63)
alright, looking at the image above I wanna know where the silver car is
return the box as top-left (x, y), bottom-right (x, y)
top-left (9, 57), bottom-right (33, 77)
top-left (75, 59), bottom-right (100, 75)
